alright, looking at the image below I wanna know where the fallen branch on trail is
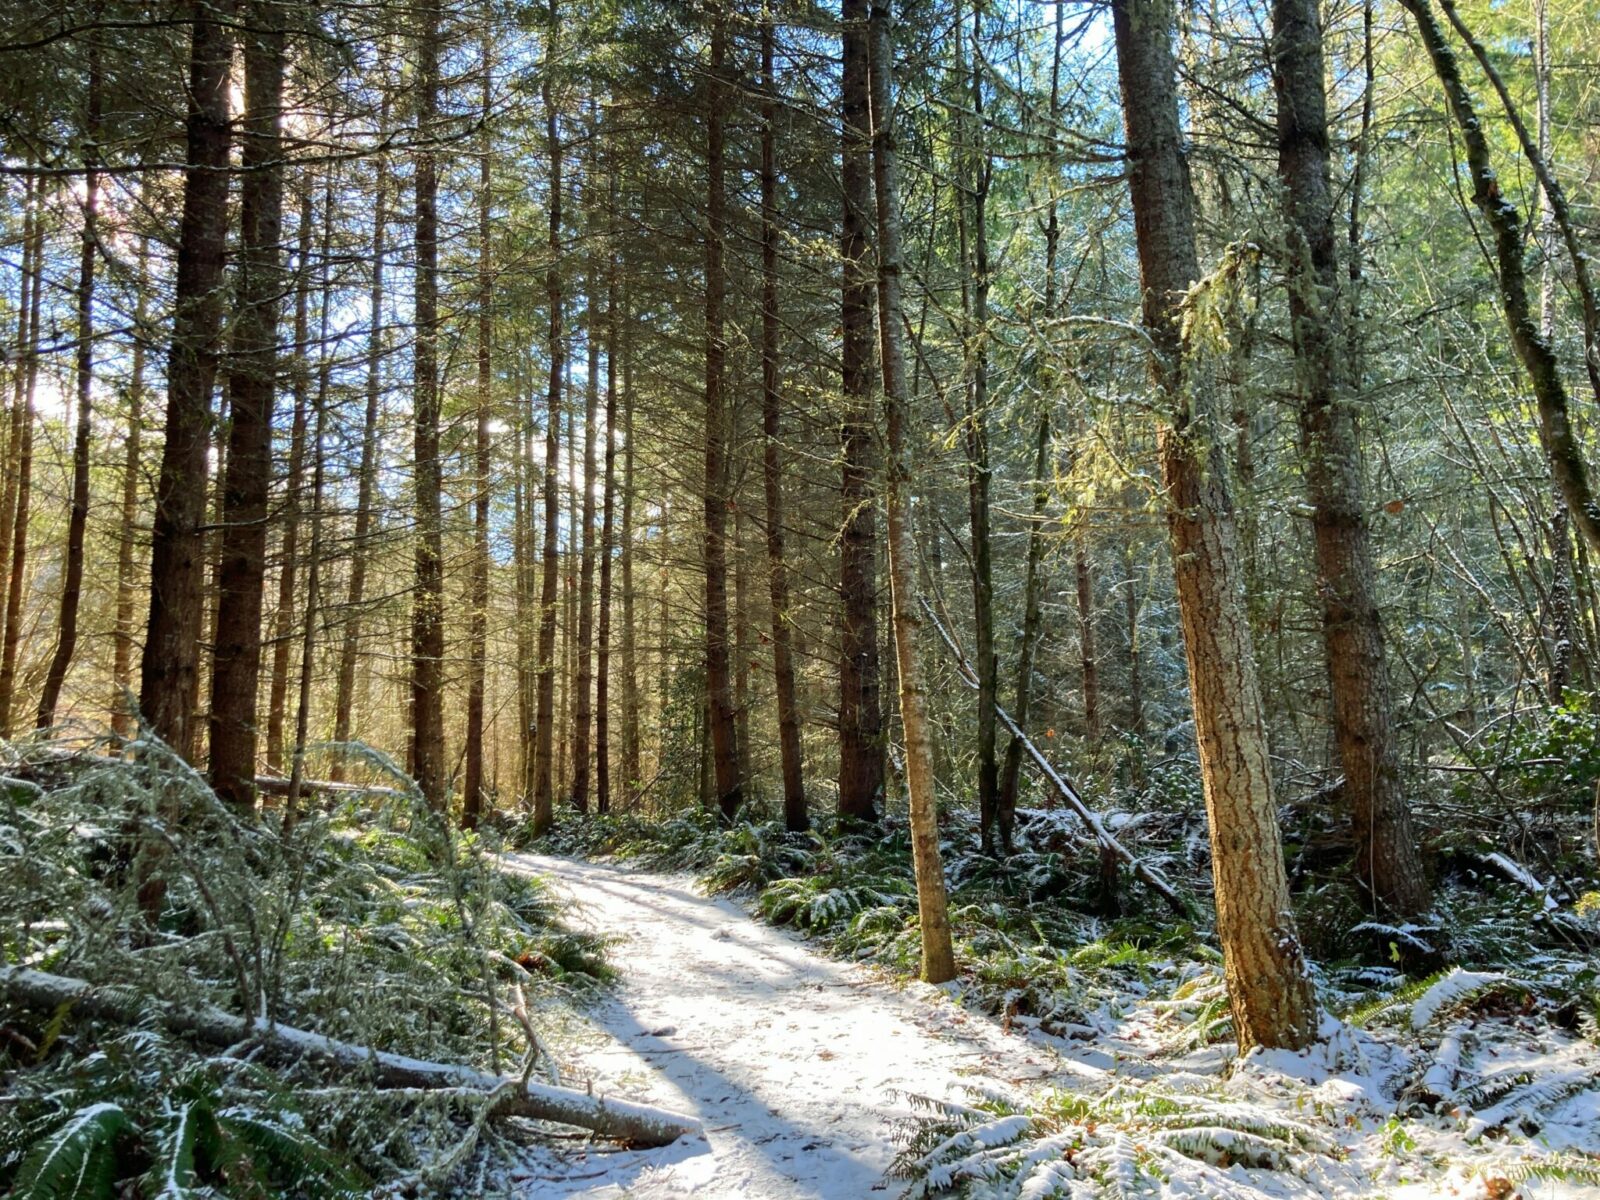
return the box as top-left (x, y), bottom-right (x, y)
top-left (919, 597), bottom-right (1194, 918)
top-left (0, 966), bottom-right (701, 1148)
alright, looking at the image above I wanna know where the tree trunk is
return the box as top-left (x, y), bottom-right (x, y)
top-left (266, 190), bottom-right (314, 775)
top-left (999, 414), bottom-right (1050, 826)
top-left (866, 0), bottom-right (955, 984)
top-left (0, 173), bottom-right (40, 737)
top-left (112, 224), bottom-right (149, 738)
top-left (596, 155), bottom-right (620, 815)
top-left (703, 0), bottom-right (742, 823)
top-left (409, 0), bottom-right (448, 811)
top-left (1272, 0), bottom-right (1431, 919)
top-left (464, 31), bottom-right (496, 829)
top-left (139, 2), bottom-right (233, 759)
top-left (209, 0), bottom-right (286, 810)
top-left (838, 0), bottom-right (883, 827)
top-left (761, 10), bottom-right (808, 832)
top-left (533, 12), bottom-right (564, 834)
top-left (620, 281), bottom-right (642, 804)
top-left (1111, 0), bottom-right (1317, 1051)
top-left (331, 90), bottom-right (390, 782)
top-left (571, 195), bottom-right (600, 817)
top-left (36, 40), bottom-right (102, 731)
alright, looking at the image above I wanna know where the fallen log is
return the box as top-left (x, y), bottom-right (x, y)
top-left (0, 966), bottom-right (700, 1148)
top-left (919, 597), bottom-right (1194, 918)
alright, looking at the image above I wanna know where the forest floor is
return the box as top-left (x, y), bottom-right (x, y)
top-left (500, 853), bottom-right (1060, 1198)
top-left (498, 853), bottom-right (1600, 1200)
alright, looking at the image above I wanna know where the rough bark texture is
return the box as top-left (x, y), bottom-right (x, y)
top-left (838, 0), bottom-right (883, 827)
top-left (571, 231), bottom-right (600, 816)
top-left (209, 0), bottom-right (286, 810)
top-left (867, 0), bottom-right (956, 985)
top-left (112, 227), bottom-right (150, 737)
top-left (36, 41), bottom-right (101, 731)
top-left (1272, 0), bottom-right (1430, 918)
top-left (761, 12), bottom-right (808, 833)
top-left (0, 173), bottom-right (33, 730)
top-left (703, 0), bottom-right (742, 823)
top-left (0, 967), bottom-right (701, 1147)
top-left (596, 159), bottom-right (620, 815)
top-left (139, 0), bottom-right (232, 759)
top-left (1111, 0), bottom-right (1318, 1051)
top-left (533, 17), bottom-right (564, 835)
top-left (409, 0), bottom-right (448, 811)
top-left (620, 290), bottom-right (641, 804)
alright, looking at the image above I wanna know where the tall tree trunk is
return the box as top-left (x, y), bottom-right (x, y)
top-left (703, 0), bottom-right (742, 822)
top-left (140, 3), bottom-right (233, 759)
top-left (620, 281), bottom-right (641, 804)
top-left (516, 401), bottom-right (537, 806)
top-left (464, 30), bottom-right (495, 829)
top-left (866, 0), bottom-right (956, 984)
top-left (0, 175), bottom-right (34, 714)
top-left (957, 0), bottom-right (1000, 855)
top-left (1112, 0), bottom-right (1317, 1050)
top-left (571, 163), bottom-right (600, 815)
top-left (561, 395), bottom-right (575, 796)
top-left (266, 190), bottom-right (314, 774)
top-left (596, 158), bottom-right (620, 815)
top-left (1272, 0), bottom-right (1430, 919)
top-left (112, 224), bottom-right (150, 737)
top-left (409, 0), bottom-right (448, 810)
top-left (760, 9), bottom-right (808, 833)
top-left (331, 90), bottom-right (390, 781)
top-left (838, 0), bottom-right (883, 827)
top-left (36, 43), bottom-right (102, 730)
top-left (0, 192), bottom-right (42, 737)
top-left (209, 0), bottom-right (286, 809)
top-left (999, 414), bottom-right (1050, 824)
top-left (533, 10), bottom-right (564, 834)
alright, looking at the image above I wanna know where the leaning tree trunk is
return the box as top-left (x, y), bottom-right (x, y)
top-left (209, 0), bottom-right (286, 810)
top-left (1272, 0), bottom-right (1430, 919)
top-left (409, 0), bottom-right (448, 811)
top-left (838, 0), bottom-right (884, 827)
top-left (760, 11), bottom-right (808, 833)
top-left (866, 0), bottom-right (956, 985)
top-left (36, 41), bottom-right (101, 731)
top-left (1396, 0), bottom-right (1600, 554)
top-left (1112, 0), bottom-right (1318, 1051)
top-left (702, 0), bottom-right (742, 823)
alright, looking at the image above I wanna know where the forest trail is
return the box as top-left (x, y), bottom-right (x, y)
top-left (503, 854), bottom-right (1063, 1198)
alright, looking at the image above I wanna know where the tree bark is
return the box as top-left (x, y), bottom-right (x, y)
top-left (112, 223), bottom-right (150, 738)
top-left (409, 0), bottom-right (448, 811)
top-left (0, 173), bottom-right (40, 737)
top-left (139, 1), bottom-right (233, 760)
top-left (464, 30), bottom-right (496, 829)
top-left (866, 0), bottom-right (956, 984)
top-left (533, 10), bottom-right (564, 835)
top-left (1272, 0), bottom-right (1430, 919)
top-left (596, 154), bottom-right (620, 816)
top-left (703, 0), bottom-right (742, 823)
top-left (266, 190), bottom-right (314, 775)
top-left (760, 9), bottom-right (808, 833)
top-left (999, 414), bottom-right (1050, 825)
top-left (571, 157), bottom-right (601, 816)
top-left (1111, 0), bottom-right (1318, 1051)
top-left (620, 282), bottom-right (642, 805)
top-left (838, 0), bottom-right (883, 827)
top-left (209, 0), bottom-right (286, 810)
top-left (36, 36), bottom-right (101, 731)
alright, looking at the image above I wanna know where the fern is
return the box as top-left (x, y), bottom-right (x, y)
top-left (10, 1103), bottom-right (131, 1200)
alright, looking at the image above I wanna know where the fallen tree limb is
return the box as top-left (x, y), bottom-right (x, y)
top-left (919, 597), bottom-right (1194, 918)
top-left (0, 966), bottom-right (700, 1147)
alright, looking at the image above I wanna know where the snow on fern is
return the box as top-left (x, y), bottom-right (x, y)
top-left (1410, 968), bottom-right (1512, 1030)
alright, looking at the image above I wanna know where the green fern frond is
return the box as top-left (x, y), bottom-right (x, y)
top-left (11, 1103), bottom-right (131, 1200)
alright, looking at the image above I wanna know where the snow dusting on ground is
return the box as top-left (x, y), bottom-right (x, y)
top-left (501, 854), bottom-right (1600, 1199)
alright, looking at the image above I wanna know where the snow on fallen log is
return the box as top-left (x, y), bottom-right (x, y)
top-left (0, 966), bottom-right (700, 1147)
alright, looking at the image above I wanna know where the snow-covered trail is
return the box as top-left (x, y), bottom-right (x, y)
top-left (503, 853), bottom-right (1060, 1198)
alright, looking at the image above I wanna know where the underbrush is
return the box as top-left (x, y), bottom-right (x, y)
top-left (0, 734), bottom-right (608, 1198)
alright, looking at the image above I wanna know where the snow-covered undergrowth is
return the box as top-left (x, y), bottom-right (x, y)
top-left (0, 734), bottom-right (608, 1197)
